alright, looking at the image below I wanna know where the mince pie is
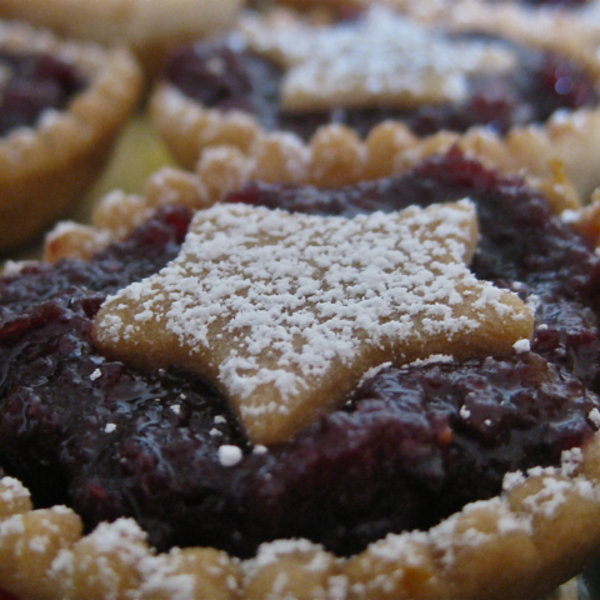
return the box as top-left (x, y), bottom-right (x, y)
top-left (0, 0), bottom-right (244, 76)
top-left (2, 145), bottom-right (600, 600)
top-left (0, 20), bottom-right (142, 252)
top-left (149, 5), bottom-right (600, 198)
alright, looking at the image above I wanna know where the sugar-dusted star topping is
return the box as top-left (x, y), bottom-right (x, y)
top-left (238, 6), bottom-right (516, 112)
top-left (94, 202), bottom-right (533, 445)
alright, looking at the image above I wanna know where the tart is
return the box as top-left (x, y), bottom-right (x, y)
top-left (1, 138), bottom-right (600, 599)
top-left (0, 0), bottom-right (244, 77)
top-left (149, 5), bottom-right (600, 199)
top-left (0, 20), bottom-right (142, 252)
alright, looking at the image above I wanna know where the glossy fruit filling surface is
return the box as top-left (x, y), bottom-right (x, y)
top-left (0, 50), bottom-right (84, 136)
top-left (163, 33), bottom-right (598, 139)
top-left (1, 152), bottom-right (600, 558)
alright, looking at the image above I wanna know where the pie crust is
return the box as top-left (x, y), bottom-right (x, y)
top-left (0, 0), bottom-right (244, 76)
top-left (5, 141), bottom-right (600, 599)
top-left (0, 20), bottom-right (143, 252)
top-left (149, 5), bottom-right (600, 201)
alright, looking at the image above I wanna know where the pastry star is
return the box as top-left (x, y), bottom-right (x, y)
top-left (94, 202), bottom-right (533, 445)
top-left (238, 6), bottom-right (516, 112)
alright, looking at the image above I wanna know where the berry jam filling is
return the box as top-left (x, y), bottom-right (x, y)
top-left (1, 152), bottom-right (600, 558)
top-left (0, 50), bottom-right (85, 136)
top-left (163, 35), bottom-right (598, 139)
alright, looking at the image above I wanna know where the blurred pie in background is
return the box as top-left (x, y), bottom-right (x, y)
top-left (0, 20), bottom-right (142, 252)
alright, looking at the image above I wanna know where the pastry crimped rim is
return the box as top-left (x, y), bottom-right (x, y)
top-left (0, 0), bottom-right (244, 76)
top-left (0, 412), bottom-right (598, 600)
top-left (148, 4), bottom-right (600, 202)
top-left (43, 117), bottom-right (586, 265)
top-left (0, 19), bottom-right (143, 252)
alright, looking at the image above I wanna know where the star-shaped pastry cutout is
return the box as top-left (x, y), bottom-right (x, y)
top-left (238, 7), bottom-right (516, 112)
top-left (94, 202), bottom-right (533, 445)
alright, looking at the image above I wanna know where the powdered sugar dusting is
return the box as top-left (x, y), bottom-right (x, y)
top-left (84, 518), bottom-right (148, 560)
top-left (0, 513), bottom-right (25, 541)
top-left (0, 477), bottom-right (30, 509)
top-left (244, 538), bottom-right (332, 579)
top-left (138, 551), bottom-right (196, 600)
top-left (513, 338), bottom-right (531, 353)
top-left (522, 477), bottom-right (576, 518)
top-left (431, 497), bottom-right (532, 568)
top-left (239, 6), bottom-right (516, 111)
top-left (366, 529), bottom-right (430, 562)
top-left (589, 407), bottom-right (600, 428)
top-left (95, 201), bottom-right (532, 444)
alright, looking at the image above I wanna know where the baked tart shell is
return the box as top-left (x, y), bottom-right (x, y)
top-left (0, 20), bottom-right (143, 252)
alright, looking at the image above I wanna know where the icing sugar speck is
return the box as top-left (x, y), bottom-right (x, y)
top-left (513, 338), bottom-right (531, 353)
top-left (589, 407), bottom-right (600, 428)
top-left (218, 445), bottom-right (243, 467)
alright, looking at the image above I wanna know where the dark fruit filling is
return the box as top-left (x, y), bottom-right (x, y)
top-left (0, 50), bottom-right (85, 136)
top-left (163, 33), bottom-right (598, 139)
top-left (2, 151), bottom-right (600, 558)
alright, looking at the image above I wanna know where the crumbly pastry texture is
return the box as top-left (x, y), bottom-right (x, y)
top-left (254, 0), bottom-right (449, 21)
top-left (150, 5), bottom-right (600, 200)
top-left (395, 0), bottom-right (600, 110)
top-left (0, 20), bottom-right (143, 251)
top-left (0, 0), bottom-right (243, 75)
